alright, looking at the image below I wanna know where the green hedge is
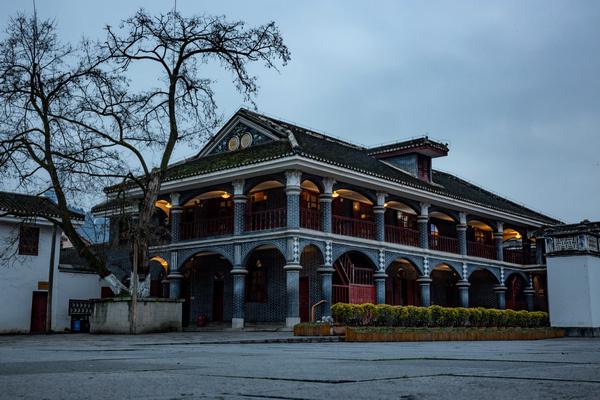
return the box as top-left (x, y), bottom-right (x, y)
top-left (331, 303), bottom-right (549, 328)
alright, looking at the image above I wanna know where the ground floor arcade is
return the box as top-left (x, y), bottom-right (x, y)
top-left (150, 236), bottom-right (548, 327)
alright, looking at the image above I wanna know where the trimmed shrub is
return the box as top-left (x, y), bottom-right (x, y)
top-left (331, 303), bottom-right (549, 328)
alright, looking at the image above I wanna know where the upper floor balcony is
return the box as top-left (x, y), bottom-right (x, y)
top-left (154, 175), bottom-right (542, 266)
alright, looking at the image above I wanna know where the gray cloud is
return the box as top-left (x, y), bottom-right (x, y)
top-left (1, 0), bottom-right (598, 222)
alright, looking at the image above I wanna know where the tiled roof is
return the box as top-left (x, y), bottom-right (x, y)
top-left (0, 191), bottom-right (84, 221)
top-left (99, 108), bottom-right (560, 225)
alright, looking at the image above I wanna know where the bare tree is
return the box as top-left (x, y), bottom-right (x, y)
top-left (0, 14), bottom-right (130, 283)
top-left (0, 9), bottom-right (290, 308)
top-left (101, 9), bottom-right (290, 297)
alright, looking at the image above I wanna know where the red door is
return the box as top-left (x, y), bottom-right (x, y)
top-left (212, 280), bottom-right (224, 322)
top-left (299, 277), bottom-right (310, 322)
top-left (30, 291), bottom-right (47, 333)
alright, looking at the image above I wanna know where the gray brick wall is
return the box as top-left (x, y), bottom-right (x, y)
top-left (245, 249), bottom-right (287, 322)
top-left (185, 255), bottom-right (233, 324)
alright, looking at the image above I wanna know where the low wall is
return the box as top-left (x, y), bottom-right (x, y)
top-left (90, 298), bottom-right (183, 334)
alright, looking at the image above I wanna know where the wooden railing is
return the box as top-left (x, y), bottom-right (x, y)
top-left (245, 208), bottom-right (286, 231)
top-left (180, 216), bottom-right (233, 240)
top-left (467, 241), bottom-right (497, 260)
top-left (333, 215), bottom-right (375, 240)
top-left (504, 248), bottom-right (531, 264)
top-left (429, 234), bottom-right (459, 254)
top-left (300, 207), bottom-right (321, 231)
top-left (385, 225), bottom-right (420, 247)
top-left (333, 284), bottom-right (349, 304)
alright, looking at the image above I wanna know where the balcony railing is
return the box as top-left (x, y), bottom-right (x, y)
top-left (333, 284), bottom-right (349, 304)
top-left (429, 234), bottom-right (459, 254)
top-left (300, 207), bottom-right (321, 231)
top-left (503, 248), bottom-right (535, 264)
top-left (333, 215), bottom-right (375, 240)
top-left (385, 225), bottom-right (420, 247)
top-left (467, 241), bottom-right (497, 260)
top-left (180, 216), bottom-right (233, 240)
top-left (245, 208), bottom-right (287, 232)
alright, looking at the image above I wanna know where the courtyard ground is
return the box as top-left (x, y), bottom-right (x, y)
top-left (0, 332), bottom-right (599, 399)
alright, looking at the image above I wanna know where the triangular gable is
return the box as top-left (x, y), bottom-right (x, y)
top-left (197, 114), bottom-right (283, 157)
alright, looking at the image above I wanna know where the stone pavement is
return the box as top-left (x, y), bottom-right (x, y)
top-left (0, 332), bottom-right (599, 399)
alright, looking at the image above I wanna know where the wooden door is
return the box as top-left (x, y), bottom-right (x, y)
top-left (30, 291), bottom-right (47, 333)
top-left (299, 277), bottom-right (310, 322)
top-left (212, 280), bottom-right (224, 322)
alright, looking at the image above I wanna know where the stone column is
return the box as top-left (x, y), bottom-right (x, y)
top-left (318, 265), bottom-right (334, 318)
top-left (320, 178), bottom-right (335, 233)
top-left (418, 202), bottom-right (430, 249)
top-left (284, 263), bottom-right (302, 327)
top-left (232, 179), bottom-right (246, 235)
top-left (535, 237), bottom-right (545, 265)
top-left (524, 274), bottom-right (535, 311)
top-left (374, 192), bottom-right (386, 242)
top-left (169, 192), bottom-right (182, 243)
top-left (494, 222), bottom-right (504, 261)
top-left (231, 244), bottom-right (246, 329)
top-left (456, 280), bottom-right (470, 308)
top-left (523, 230), bottom-right (532, 264)
top-left (494, 284), bottom-right (507, 309)
top-left (417, 276), bottom-right (432, 306)
top-left (457, 212), bottom-right (468, 256)
top-left (374, 272), bottom-right (387, 304)
top-left (168, 250), bottom-right (182, 300)
top-left (285, 171), bottom-right (302, 229)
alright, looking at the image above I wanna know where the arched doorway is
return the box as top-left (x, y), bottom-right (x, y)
top-left (332, 189), bottom-right (375, 239)
top-left (467, 220), bottom-right (495, 260)
top-left (386, 259), bottom-right (420, 306)
top-left (429, 211), bottom-right (459, 253)
top-left (506, 273), bottom-right (527, 310)
top-left (300, 180), bottom-right (321, 230)
top-left (148, 256), bottom-right (169, 298)
top-left (180, 252), bottom-right (233, 326)
top-left (246, 180), bottom-right (286, 231)
top-left (469, 268), bottom-right (499, 308)
top-left (332, 251), bottom-right (376, 304)
top-left (180, 191), bottom-right (234, 239)
top-left (244, 245), bottom-right (287, 323)
top-left (430, 264), bottom-right (459, 307)
top-left (299, 245), bottom-right (324, 321)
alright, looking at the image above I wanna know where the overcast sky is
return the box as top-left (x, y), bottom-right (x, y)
top-left (1, 0), bottom-right (599, 223)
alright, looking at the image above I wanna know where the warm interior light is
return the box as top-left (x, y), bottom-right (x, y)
top-left (165, 202), bottom-right (172, 209)
top-left (221, 192), bottom-right (231, 199)
top-left (332, 191), bottom-right (340, 198)
top-left (515, 232), bottom-right (522, 240)
top-left (353, 201), bottom-right (360, 211)
top-left (384, 202), bottom-right (389, 208)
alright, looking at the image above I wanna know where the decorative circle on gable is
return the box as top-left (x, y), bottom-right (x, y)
top-left (227, 136), bottom-right (240, 151)
top-left (240, 133), bottom-right (253, 149)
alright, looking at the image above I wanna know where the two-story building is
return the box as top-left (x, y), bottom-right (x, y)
top-left (94, 109), bottom-right (560, 329)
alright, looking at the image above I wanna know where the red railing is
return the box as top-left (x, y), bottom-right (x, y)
top-left (468, 241), bottom-right (497, 260)
top-left (333, 215), bottom-right (375, 240)
top-left (429, 234), bottom-right (459, 254)
top-left (245, 208), bottom-right (286, 231)
top-left (385, 225), bottom-right (420, 247)
top-left (180, 216), bottom-right (233, 240)
top-left (300, 207), bottom-right (321, 231)
top-left (503, 248), bottom-right (531, 264)
top-left (333, 284), bottom-right (349, 304)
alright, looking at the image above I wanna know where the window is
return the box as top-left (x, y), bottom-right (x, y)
top-left (246, 259), bottom-right (267, 303)
top-left (19, 226), bottom-right (40, 256)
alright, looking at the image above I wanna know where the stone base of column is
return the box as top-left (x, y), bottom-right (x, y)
top-left (286, 317), bottom-right (301, 328)
top-left (167, 272), bottom-right (183, 299)
top-left (231, 318), bottom-right (244, 329)
top-left (456, 280), bottom-right (470, 308)
top-left (417, 276), bottom-right (432, 307)
top-left (494, 285), bottom-right (508, 309)
top-left (524, 287), bottom-right (535, 311)
top-left (374, 272), bottom-right (388, 305)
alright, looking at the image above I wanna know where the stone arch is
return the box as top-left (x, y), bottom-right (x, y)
top-left (385, 252), bottom-right (424, 275)
top-left (332, 183), bottom-right (376, 204)
top-left (505, 272), bottom-right (528, 310)
top-left (179, 184), bottom-right (233, 206)
top-left (179, 250), bottom-right (235, 326)
top-left (298, 239), bottom-right (326, 259)
top-left (430, 263), bottom-right (460, 307)
top-left (177, 246), bottom-right (234, 270)
top-left (244, 176), bottom-right (285, 194)
top-left (241, 240), bottom-right (288, 267)
top-left (331, 245), bottom-right (379, 269)
top-left (428, 258), bottom-right (462, 278)
top-left (468, 268), bottom-right (500, 308)
top-left (300, 177), bottom-right (323, 193)
top-left (332, 250), bottom-right (377, 304)
top-left (429, 207), bottom-right (459, 223)
top-left (243, 244), bottom-right (287, 323)
top-left (385, 257), bottom-right (421, 306)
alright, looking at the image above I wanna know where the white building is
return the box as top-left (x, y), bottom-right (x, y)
top-left (0, 191), bottom-right (105, 334)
